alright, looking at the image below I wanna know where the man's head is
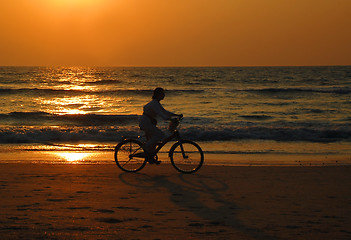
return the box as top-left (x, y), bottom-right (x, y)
top-left (152, 87), bottom-right (165, 101)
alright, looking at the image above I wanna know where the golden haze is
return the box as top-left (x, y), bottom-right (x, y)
top-left (0, 0), bottom-right (350, 66)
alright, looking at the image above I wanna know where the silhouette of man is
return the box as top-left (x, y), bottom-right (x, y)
top-left (139, 87), bottom-right (181, 163)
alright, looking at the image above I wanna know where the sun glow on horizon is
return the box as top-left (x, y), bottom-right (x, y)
top-left (43, 0), bottom-right (104, 10)
top-left (0, 0), bottom-right (350, 66)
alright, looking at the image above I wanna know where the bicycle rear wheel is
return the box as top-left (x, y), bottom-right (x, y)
top-left (170, 140), bottom-right (204, 173)
top-left (115, 139), bottom-right (146, 172)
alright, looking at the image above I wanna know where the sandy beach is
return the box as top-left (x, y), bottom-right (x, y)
top-left (0, 163), bottom-right (350, 239)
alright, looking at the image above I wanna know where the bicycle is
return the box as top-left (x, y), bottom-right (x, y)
top-left (114, 116), bottom-right (204, 174)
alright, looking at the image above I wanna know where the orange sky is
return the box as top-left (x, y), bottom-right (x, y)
top-left (0, 0), bottom-right (350, 66)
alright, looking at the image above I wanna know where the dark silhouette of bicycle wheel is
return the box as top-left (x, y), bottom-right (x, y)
top-left (115, 139), bottom-right (146, 172)
top-left (170, 140), bottom-right (204, 173)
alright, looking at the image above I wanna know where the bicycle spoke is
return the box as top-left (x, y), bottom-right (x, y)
top-left (170, 140), bottom-right (203, 173)
top-left (121, 157), bottom-right (133, 168)
top-left (115, 139), bottom-right (146, 172)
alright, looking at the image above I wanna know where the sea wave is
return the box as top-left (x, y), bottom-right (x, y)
top-left (0, 88), bottom-right (204, 95)
top-left (238, 115), bottom-right (273, 120)
top-left (2, 86), bottom-right (349, 96)
top-left (0, 126), bottom-right (350, 144)
top-left (0, 112), bottom-right (139, 126)
top-left (241, 87), bottom-right (351, 94)
top-left (84, 79), bottom-right (122, 85)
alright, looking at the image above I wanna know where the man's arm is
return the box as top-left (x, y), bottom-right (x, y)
top-left (155, 102), bottom-right (175, 120)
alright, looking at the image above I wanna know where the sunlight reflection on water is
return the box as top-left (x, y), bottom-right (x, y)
top-left (54, 152), bottom-right (94, 163)
top-left (36, 95), bottom-right (115, 115)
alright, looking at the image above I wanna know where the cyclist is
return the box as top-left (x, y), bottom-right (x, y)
top-left (139, 87), bottom-right (182, 163)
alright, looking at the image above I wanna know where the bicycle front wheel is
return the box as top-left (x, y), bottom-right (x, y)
top-left (170, 140), bottom-right (204, 174)
top-left (115, 139), bottom-right (146, 172)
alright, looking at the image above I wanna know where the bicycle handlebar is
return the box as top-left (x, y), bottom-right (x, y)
top-left (171, 114), bottom-right (183, 121)
top-left (169, 114), bottom-right (183, 131)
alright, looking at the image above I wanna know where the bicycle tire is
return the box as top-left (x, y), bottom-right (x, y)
top-left (169, 140), bottom-right (204, 174)
top-left (115, 139), bottom-right (147, 172)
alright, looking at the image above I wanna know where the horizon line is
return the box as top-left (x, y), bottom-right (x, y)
top-left (0, 64), bottom-right (350, 68)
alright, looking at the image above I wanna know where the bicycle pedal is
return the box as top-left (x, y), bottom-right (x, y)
top-left (133, 152), bottom-right (146, 158)
top-left (148, 159), bottom-right (161, 165)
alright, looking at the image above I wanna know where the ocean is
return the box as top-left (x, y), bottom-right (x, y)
top-left (0, 66), bottom-right (350, 165)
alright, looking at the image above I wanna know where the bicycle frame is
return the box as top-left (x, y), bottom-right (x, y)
top-left (153, 130), bottom-right (181, 156)
top-left (115, 118), bottom-right (204, 173)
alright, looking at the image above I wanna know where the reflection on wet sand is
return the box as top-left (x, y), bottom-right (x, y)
top-left (54, 152), bottom-right (94, 163)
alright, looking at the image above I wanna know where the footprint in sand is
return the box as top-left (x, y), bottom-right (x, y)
top-left (93, 209), bottom-right (115, 213)
top-left (113, 206), bottom-right (141, 211)
top-left (46, 198), bottom-right (69, 202)
top-left (76, 191), bottom-right (90, 194)
top-left (66, 206), bottom-right (91, 210)
top-left (95, 217), bottom-right (136, 223)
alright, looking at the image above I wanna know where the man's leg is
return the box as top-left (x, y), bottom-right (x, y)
top-left (143, 126), bottom-right (164, 155)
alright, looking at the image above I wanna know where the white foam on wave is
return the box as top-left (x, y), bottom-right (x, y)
top-left (0, 125), bottom-right (350, 144)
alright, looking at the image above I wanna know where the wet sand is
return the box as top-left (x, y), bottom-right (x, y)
top-left (0, 163), bottom-right (351, 239)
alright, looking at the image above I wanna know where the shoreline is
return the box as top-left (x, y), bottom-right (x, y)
top-left (1, 163), bottom-right (351, 239)
top-left (0, 150), bottom-right (350, 167)
top-left (0, 139), bottom-right (350, 166)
